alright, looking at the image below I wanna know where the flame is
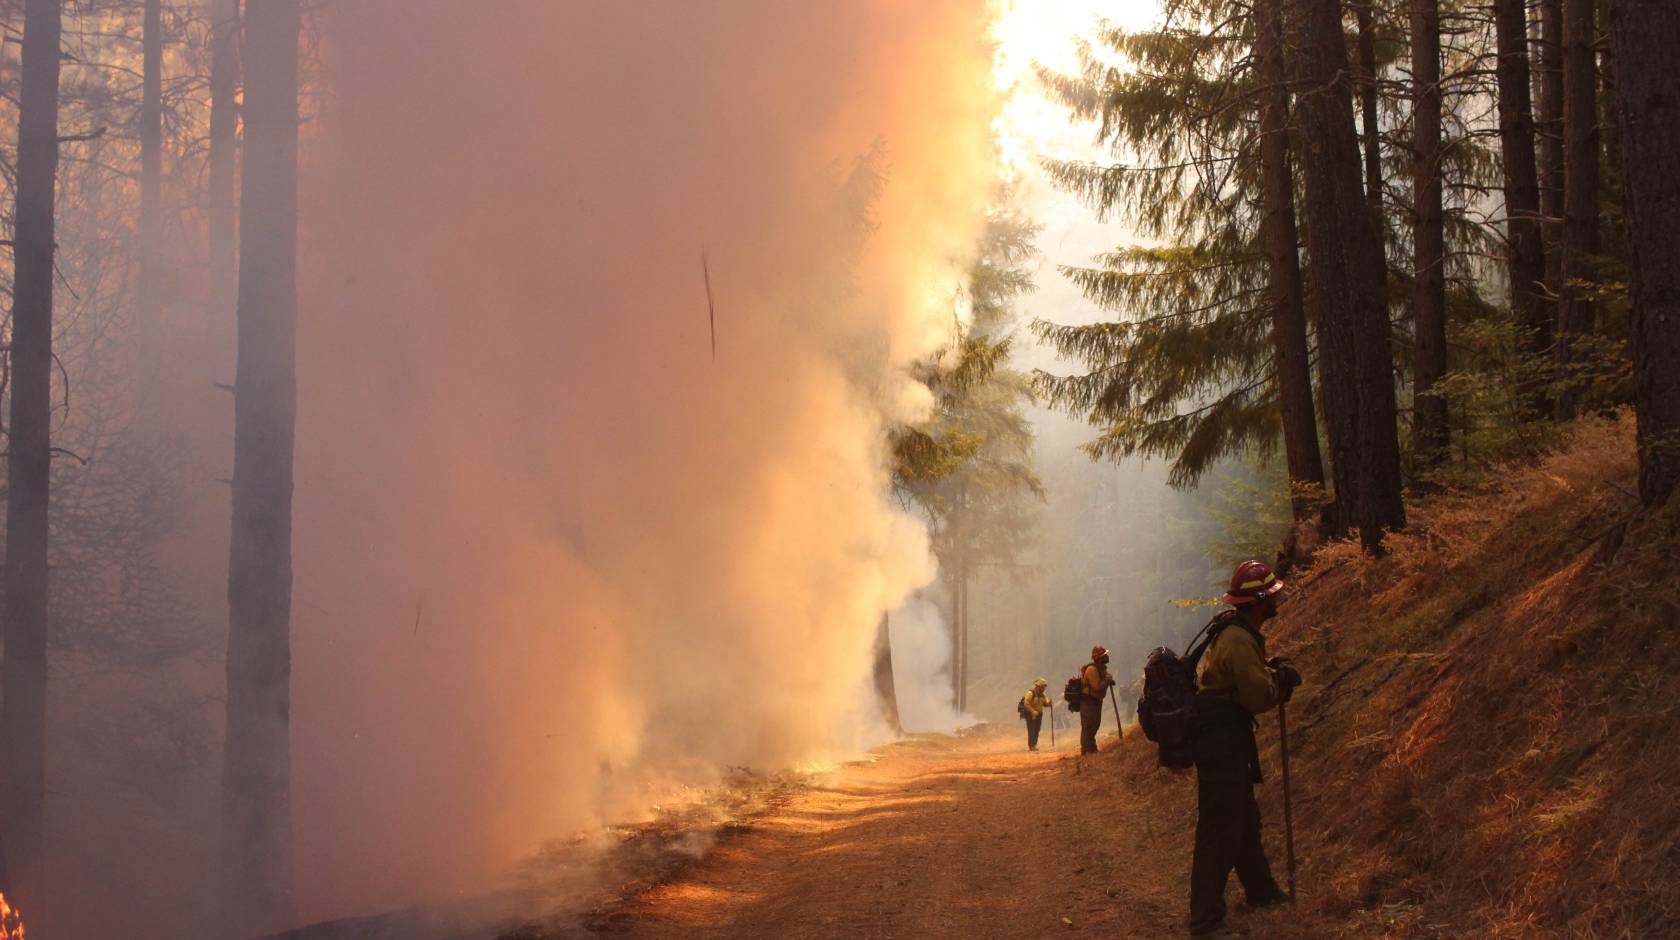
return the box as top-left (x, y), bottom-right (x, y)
top-left (0, 891), bottom-right (24, 940)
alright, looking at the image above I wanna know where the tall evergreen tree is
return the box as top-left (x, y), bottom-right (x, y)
top-left (137, 0), bottom-right (162, 387)
top-left (892, 206), bottom-right (1042, 711)
top-left (207, 0), bottom-right (240, 331)
top-left (221, 0), bottom-right (300, 932)
top-left (1290, 0), bottom-right (1405, 549)
top-left (1411, 0), bottom-right (1448, 462)
top-left (1032, 7), bottom-right (1305, 490)
top-left (1608, 0), bottom-right (1680, 506)
top-left (1553, 0), bottom-right (1600, 419)
top-left (1, 0), bottom-right (63, 910)
top-left (1537, 0), bottom-right (1565, 315)
top-left (1493, 0), bottom-right (1548, 411)
top-left (1254, 0), bottom-right (1324, 521)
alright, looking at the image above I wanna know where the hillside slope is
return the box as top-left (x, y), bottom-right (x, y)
top-left (1099, 414), bottom-right (1680, 937)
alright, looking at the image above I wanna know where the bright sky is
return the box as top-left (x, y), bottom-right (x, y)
top-left (989, 0), bottom-right (1164, 356)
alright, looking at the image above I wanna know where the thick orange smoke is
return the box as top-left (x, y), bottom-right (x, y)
top-left (291, 1), bottom-right (1000, 921)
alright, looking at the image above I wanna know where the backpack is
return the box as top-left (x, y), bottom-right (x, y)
top-left (1017, 697), bottom-right (1030, 720)
top-left (1062, 675), bottom-right (1083, 712)
top-left (1137, 612), bottom-right (1237, 769)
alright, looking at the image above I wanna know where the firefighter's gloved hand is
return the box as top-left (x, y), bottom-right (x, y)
top-left (1274, 664), bottom-right (1303, 703)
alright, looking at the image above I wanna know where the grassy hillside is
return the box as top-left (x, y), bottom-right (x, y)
top-left (1091, 415), bottom-right (1680, 937)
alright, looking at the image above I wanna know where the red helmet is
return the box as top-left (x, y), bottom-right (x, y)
top-left (1091, 645), bottom-right (1109, 663)
top-left (1223, 559), bottom-right (1284, 606)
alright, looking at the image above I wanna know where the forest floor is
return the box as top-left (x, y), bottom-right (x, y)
top-left (535, 724), bottom-right (1273, 940)
top-left (286, 415), bottom-right (1680, 940)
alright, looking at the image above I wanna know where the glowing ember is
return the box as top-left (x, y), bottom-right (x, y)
top-left (0, 891), bottom-right (24, 939)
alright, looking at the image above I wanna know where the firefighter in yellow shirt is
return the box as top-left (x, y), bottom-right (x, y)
top-left (1079, 645), bottom-right (1116, 754)
top-left (1188, 560), bottom-right (1302, 937)
top-left (1020, 678), bottom-right (1053, 751)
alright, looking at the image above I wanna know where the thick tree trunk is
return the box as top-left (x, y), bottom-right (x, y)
top-left (1291, 0), bottom-right (1406, 552)
top-left (955, 548), bottom-right (968, 713)
top-left (1553, 0), bottom-right (1600, 419)
top-left (1608, 0), bottom-right (1680, 506)
top-left (1538, 0), bottom-right (1565, 359)
top-left (1255, 0), bottom-right (1325, 521)
top-left (220, 0), bottom-right (300, 934)
top-left (208, 0), bottom-right (240, 329)
top-left (0, 0), bottom-right (62, 912)
top-left (1410, 0), bottom-right (1448, 462)
top-left (872, 614), bottom-right (901, 733)
top-left (1494, 0), bottom-right (1549, 413)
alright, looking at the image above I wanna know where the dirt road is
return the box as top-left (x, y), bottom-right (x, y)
top-left (582, 724), bottom-right (1196, 939)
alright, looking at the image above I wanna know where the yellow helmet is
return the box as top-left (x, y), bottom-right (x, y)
top-left (1034, 677), bottom-right (1048, 688)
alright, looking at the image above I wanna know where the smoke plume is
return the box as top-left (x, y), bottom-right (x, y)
top-left (289, 0), bottom-right (1000, 921)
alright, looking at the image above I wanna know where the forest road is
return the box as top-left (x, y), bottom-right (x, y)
top-left (577, 724), bottom-right (1204, 940)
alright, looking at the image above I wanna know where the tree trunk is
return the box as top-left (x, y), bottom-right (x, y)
top-left (1410, 0), bottom-right (1448, 462)
top-left (1291, 0), bottom-right (1406, 552)
top-left (1494, 0), bottom-right (1549, 413)
top-left (872, 614), bottom-right (901, 733)
top-left (138, 0), bottom-right (162, 388)
top-left (1608, 0), bottom-right (1680, 506)
top-left (220, 0), bottom-right (300, 934)
top-left (1554, 0), bottom-right (1600, 419)
top-left (1538, 0), bottom-right (1565, 366)
top-left (955, 548), bottom-right (968, 713)
top-left (1255, 0), bottom-right (1325, 521)
top-left (208, 0), bottom-right (241, 331)
top-left (0, 0), bottom-right (62, 912)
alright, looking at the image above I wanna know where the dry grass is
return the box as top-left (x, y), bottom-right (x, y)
top-left (1099, 413), bottom-right (1680, 938)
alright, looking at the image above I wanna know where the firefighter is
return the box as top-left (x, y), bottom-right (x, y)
top-left (1079, 645), bottom-right (1115, 754)
top-left (1188, 559), bottom-right (1302, 936)
top-left (1021, 678), bottom-right (1053, 751)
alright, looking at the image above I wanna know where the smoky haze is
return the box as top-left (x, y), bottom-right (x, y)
top-left (286, 0), bottom-right (998, 923)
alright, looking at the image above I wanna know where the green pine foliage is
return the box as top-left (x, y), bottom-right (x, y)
top-left (1031, 3), bottom-right (1279, 489)
top-left (1033, 0), bottom-right (1599, 497)
top-left (892, 202), bottom-right (1045, 569)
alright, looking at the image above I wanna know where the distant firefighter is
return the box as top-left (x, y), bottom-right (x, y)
top-left (1019, 678), bottom-right (1052, 751)
top-left (1080, 645), bottom-right (1117, 754)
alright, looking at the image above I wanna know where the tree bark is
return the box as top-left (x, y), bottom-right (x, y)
top-left (1291, 0), bottom-right (1406, 552)
top-left (0, 0), bottom-right (62, 911)
top-left (139, 0), bottom-right (162, 387)
top-left (1607, 0), bottom-right (1680, 506)
top-left (208, 0), bottom-right (241, 331)
top-left (1538, 0), bottom-right (1565, 363)
top-left (221, 0), bottom-right (300, 934)
top-left (1494, 0), bottom-right (1549, 413)
top-left (872, 614), bottom-right (901, 733)
top-left (1410, 0), bottom-right (1448, 462)
top-left (955, 547), bottom-right (968, 713)
top-left (1255, 0), bottom-right (1326, 521)
top-left (1553, 0), bottom-right (1600, 419)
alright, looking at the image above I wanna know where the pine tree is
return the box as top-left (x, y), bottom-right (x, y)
top-left (1290, 0), bottom-right (1405, 549)
top-left (891, 204), bottom-right (1042, 710)
top-left (1608, 0), bottom-right (1680, 506)
top-left (0, 0), bottom-right (63, 908)
top-left (1032, 6), bottom-right (1300, 490)
top-left (207, 0), bottom-right (240, 331)
top-left (1493, 0), bottom-right (1548, 412)
top-left (221, 0), bottom-right (299, 932)
top-left (1254, 0), bottom-right (1324, 521)
top-left (1410, 0), bottom-right (1448, 462)
top-left (1553, 0), bottom-right (1601, 419)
